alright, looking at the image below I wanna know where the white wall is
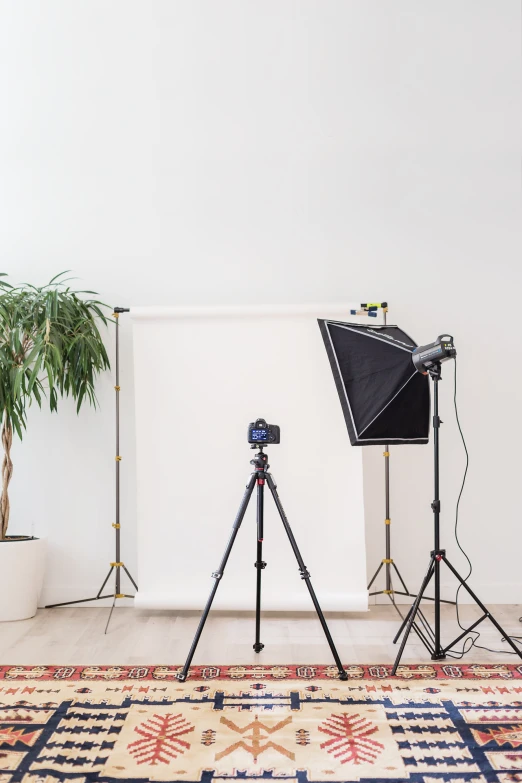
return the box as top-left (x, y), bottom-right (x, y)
top-left (0, 0), bottom-right (521, 606)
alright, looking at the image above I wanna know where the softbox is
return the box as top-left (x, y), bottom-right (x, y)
top-left (318, 320), bottom-right (430, 446)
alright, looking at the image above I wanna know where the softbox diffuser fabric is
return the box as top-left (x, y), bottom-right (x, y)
top-left (318, 320), bottom-right (430, 446)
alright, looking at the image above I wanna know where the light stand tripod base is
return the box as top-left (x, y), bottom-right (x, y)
top-left (391, 360), bottom-right (522, 674)
top-left (392, 550), bottom-right (522, 675)
top-left (46, 562), bottom-right (138, 634)
top-left (389, 363), bottom-right (522, 674)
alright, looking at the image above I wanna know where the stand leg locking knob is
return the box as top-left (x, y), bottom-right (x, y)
top-left (253, 642), bottom-right (264, 653)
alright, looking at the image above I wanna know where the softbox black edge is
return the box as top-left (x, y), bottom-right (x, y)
top-left (318, 319), bottom-right (430, 447)
top-left (318, 319), bottom-right (359, 445)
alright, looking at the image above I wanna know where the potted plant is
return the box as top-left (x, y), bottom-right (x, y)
top-left (0, 272), bottom-right (110, 621)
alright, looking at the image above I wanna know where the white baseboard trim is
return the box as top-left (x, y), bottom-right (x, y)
top-left (43, 584), bottom-right (521, 611)
top-left (370, 582), bottom-right (522, 606)
top-left (134, 590), bottom-right (369, 612)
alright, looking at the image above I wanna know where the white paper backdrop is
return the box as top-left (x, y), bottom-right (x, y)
top-left (132, 304), bottom-right (369, 611)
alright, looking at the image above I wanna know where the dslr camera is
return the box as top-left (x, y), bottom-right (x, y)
top-left (248, 418), bottom-right (280, 445)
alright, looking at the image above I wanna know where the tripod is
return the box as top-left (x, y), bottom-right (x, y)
top-left (177, 447), bottom-right (348, 682)
top-left (46, 307), bottom-right (138, 634)
top-left (391, 362), bottom-right (522, 675)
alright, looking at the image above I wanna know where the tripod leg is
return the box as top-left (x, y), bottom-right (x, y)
top-left (367, 562), bottom-right (383, 591)
top-left (442, 555), bottom-right (522, 659)
top-left (392, 563), bottom-right (411, 595)
top-left (390, 599), bottom-right (434, 654)
top-left (265, 473), bottom-right (347, 680)
top-left (105, 595), bottom-right (117, 634)
top-left (393, 604), bottom-right (414, 643)
top-left (387, 571), bottom-right (404, 619)
top-left (122, 564), bottom-right (138, 593)
top-left (390, 563), bottom-right (434, 640)
top-left (254, 479), bottom-right (265, 653)
top-left (391, 557), bottom-right (435, 676)
top-left (46, 566), bottom-right (116, 608)
top-left (177, 475), bottom-right (256, 682)
top-left (433, 555), bottom-right (444, 659)
top-left (97, 566), bottom-right (115, 599)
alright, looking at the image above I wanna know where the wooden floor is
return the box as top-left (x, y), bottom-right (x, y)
top-left (1, 603), bottom-right (522, 666)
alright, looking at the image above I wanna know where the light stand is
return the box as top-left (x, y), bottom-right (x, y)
top-left (391, 362), bottom-right (522, 674)
top-left (176, 446), bottom-right (348, 682)
top-left (366, 304), bottom-right (412, 609)
top-left (366, 305), bottom-right (455, 615)
top-left (47, 307), bottom-right (138, 633)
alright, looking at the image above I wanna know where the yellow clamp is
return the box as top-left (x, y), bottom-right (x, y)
top-left (114, 385), bottom-right (121, 391)
top-left (383, 451), bottom-right (390, 457)
top-left (112, 523), bottom-right (120, 529)
top-left (113, 313), bottom-right (119, 318)
top-left (115, 456), bottom-right (122, 461)
top-left (115, 593), bottom-right (125, 599)
top-left (110, 562), bottom-right (124, 567)
top-left (382, 558), bottom-right (393, 564)
top-left (385, 518), bottom-right (391, 525)
top-left (383, 589), bottom-right (393, 595)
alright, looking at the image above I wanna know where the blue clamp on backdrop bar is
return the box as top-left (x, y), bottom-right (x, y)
top-left (349, 302), bottom-right (388, 318)
top-left (350, 309), bottom-right (377, 317)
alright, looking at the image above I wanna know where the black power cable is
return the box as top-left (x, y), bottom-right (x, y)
top-left (448, 358), bottom-right (522, 657)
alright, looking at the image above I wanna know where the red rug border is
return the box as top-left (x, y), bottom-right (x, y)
top-left (1, 663), bottom-right (521, 681)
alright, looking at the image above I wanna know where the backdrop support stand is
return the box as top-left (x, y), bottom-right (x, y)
top-left (46, 307), bottom-right (138, 633)
top-left (362, 303), bottom-right (455, 614)
top-left (391, 364), bottom-right (522, 674)
top-left (176, 447), bottom-right (348, 682)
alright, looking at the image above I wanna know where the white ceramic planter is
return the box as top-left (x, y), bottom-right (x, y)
top-left (0, 537), bottom-right (46, 621)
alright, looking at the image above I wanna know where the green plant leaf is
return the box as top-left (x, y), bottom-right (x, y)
top-left (0, 272), bottom-right (111, 538)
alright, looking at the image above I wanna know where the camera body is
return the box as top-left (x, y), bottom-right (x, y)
top-left (248, 418), bottom-right (281, 445)
top-left (412, 335), bottom-right (456, 373)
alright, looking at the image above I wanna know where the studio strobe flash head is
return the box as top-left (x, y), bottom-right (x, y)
top-left (412, 335), bottom-right (456, 373)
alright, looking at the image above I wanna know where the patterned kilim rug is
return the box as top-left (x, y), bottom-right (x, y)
top-left (0, 664), bottom-right (522, 782)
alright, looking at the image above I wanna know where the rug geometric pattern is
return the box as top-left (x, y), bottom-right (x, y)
top-left (1, 664), bottom-right (522, 782)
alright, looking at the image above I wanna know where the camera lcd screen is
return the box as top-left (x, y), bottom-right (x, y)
top-left (251, 429), bottom-right (269, 441)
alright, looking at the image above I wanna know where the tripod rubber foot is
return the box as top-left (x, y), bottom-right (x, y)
top-left (431, 652), bottom-right (446, 661)
top-left (253, 642), bottom-right (264, 653)
top-left (176, 673), bottom-right (187, 682)
top-left (338, 670), bottom-right (349, 681)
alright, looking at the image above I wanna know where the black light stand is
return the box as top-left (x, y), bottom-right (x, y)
top-left (47, 307), bottom-right (138, 633)
top-left (366, 303), bottom-right (455, 616)
top-left (391, 362), bottom-right (522, 675)
top-left (177, 447), bottom-right (348, 682)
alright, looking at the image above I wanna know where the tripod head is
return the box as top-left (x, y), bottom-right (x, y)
top-left (250, 447), bottom-right (269, 472)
